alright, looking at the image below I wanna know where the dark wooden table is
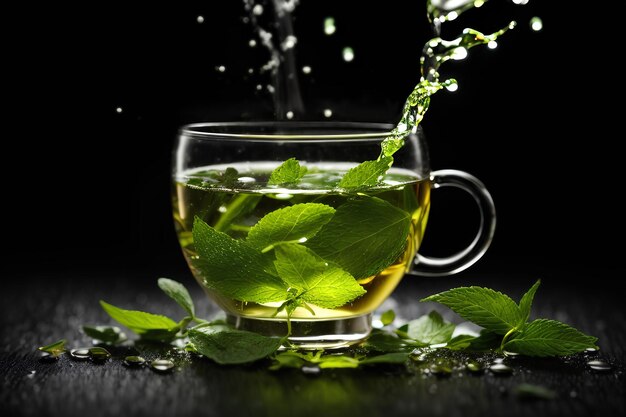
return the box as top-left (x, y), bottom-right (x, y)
top-left (1, 269), bottom-right (624, 417)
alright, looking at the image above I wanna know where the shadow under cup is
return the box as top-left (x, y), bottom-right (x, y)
top-left (172, 122), bottom-right (495, 348)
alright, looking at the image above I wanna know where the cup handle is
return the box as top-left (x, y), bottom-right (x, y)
top-left (412, 169), bottom-right (496, 277)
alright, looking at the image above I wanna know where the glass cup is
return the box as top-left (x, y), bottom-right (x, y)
top-left (171, 121), bottom-right (495, 348)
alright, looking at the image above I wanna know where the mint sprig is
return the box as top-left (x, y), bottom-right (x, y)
top-left (422, 280), bottom-right (598, 357)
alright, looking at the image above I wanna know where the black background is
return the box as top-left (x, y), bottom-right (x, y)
top-left (4, 0), bottom-right (623, 282)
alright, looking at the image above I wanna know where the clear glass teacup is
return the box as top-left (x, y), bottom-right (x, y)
top-left (171, 122), bottom-right (495, 348)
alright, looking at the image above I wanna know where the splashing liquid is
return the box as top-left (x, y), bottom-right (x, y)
top-left (245, 0), bottom-right (305, 119)
top-left (376, 2), bottom-right (516, 162)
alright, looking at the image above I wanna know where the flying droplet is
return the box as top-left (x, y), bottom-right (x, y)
top-left (587, 359), bottom-right (612, 372)
top-left (286, 111), bottom-right (294, 119)
top-left (281, 35), bottom-right (297, 51)
top-left (302, 66), bottom-right (312, 74)
top-left (487, 40), bottom-right (498, 49)
top-left (69, 348), bottom-right (91, 361)
top-left (196, 15), bottom-right (204, 24)
top-left (530, 17), bottom-right (543, 32)
top-left (124, 355), bottom-right (146, 367)
top-left (445, 83), bottom-right (458, 92)
top-left (267, 85), bottom-right (275, 94)
top-left (342, 47), bottom-right (355, 62)
top-left (323, 109), bottom-right (332, 118)
top-left (150, 359), bottom-right (175, 372)
top-left (116, 107), bottom-right (123, 114)
top-left (324, 17), bottom-right (336, 35)
top-left (256, 84), bottom-right (263, 91)
top-left (451, 47), bottom-right (468, 60)
top-left (248, 68), bottom-right (254, 74)
top-left (249, 39), bottom-right (257, 47)
top-left (216, 66), bottom-right (226, 73)
top-left (512, 0), bottom-right (529, 4)
top-left (252, 4), bottom-right (264, 16)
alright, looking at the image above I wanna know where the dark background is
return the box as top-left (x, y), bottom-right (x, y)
top-left (4, 0), bottom-right (623, 282)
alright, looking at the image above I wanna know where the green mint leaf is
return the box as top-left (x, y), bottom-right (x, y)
top-left (518, 279), bottom-right (541, 325)
top-left (380, 309), bottom-right (396, 326)
top-left (306, 196), bottom-right (411, 279)
top-left (318, 355), bottom-right (360, 368)
top-left (99, 301), bottom-right (178, 335)
top-left (268, 158), bottom-right (307, 186)
top-left (421, 286), bottom-right (523, 335)
top-left (337, 156), bottom-right (393, 189)
top-left (157, 277), bottom-right (195, 317)
top-left (82, 325), bottom-right (127, 345)
top-left (193, 217), bottom-right (288, 303)
top-left (38, 339), bottom-right (66, 357)
top-left (405, 311), bottom-right (456, 345)
top-left (274, 244), bottom-right (365, 309)
top-left (503, 319), bottom-right (598, 357)
top-left (359, 352), bottom-right (410, 365)
top-left (222, 167), bottom-right (240, 188)
top-left (269, 351), bottom-right (308, 370)
top-left (188, 325), bottom-right (283, 365)
top-left (444, 334), bottom-right (477, 350)
top-left (246, 203), bottom-right (335, 252)
top-left (362, 330), bottom-right (413, 353)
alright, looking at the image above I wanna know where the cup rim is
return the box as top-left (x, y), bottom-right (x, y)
top-left (179, 121), bottom-right (398, 141)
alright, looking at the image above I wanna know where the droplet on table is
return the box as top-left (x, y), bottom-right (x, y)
top-left (88, 347), bottom-right (111, 362)
top-left (489, 363), bottom-right (513, 375)
top-left (301, 365), bottom-right (321, 375)
top-left (124, 356), bottom-right (146, 367)
top-left (587, 359), bottom-right (612, 372)
top-left (466, 360), bottom-right (484, 374)
top-left (39, 352), bottom-right (58, 363)
top-left (69, 348), bottom-right (91, 361)
top-left (151, 359), bottom-right (175, 372)
top-left (430, 364), bottom-right (452, 377)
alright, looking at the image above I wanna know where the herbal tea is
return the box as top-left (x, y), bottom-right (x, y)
top-left (173, 162), bottom-right (430, 320)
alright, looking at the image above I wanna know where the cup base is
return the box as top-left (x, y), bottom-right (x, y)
top-left (226, 313), bottom-right (372, 349)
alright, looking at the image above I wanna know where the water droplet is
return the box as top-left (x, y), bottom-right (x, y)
top-left (487, 40), bottom-right (498, 49)
top-left (446, 11), bottom-right (458, 21)
top-left (196, 15), bottom-right (204, 24)
top-left (585, 347), bottom-right (599, 354)
top-left (301, 365), bottom-right (321, 375)
top-left (151, 359), bottom-right (175, 372)
top-left (530, 16), bottom-right (543, 32)
top-left (281, 35), bottom-right (297, 51)
top-left (252, 4), bottom-right (264, 16)
top-left (267, 85), bottom-right (275, 94)
top-left (324, 17), bottom-right (336, 35)
top-left (445, 83), bottom-right (458, 92)
top-left (587, 359), bottom-right (612, 372)
top-left (27, 370), bottom-right (36, 378)
top-left (430, 364), bottom-right (452, 377)
top-left (248, 68), bottom-right (254, 74)
top-left (493, 357), bottom-right (505, 364)
top-left (116, 107), bottom-right (123, 114)
top-left (466, 360), bottom-right (484, 373)
top-left (124, 355), bottom-right (146, 367)
top-left (342, 47), bottom-right (355, 62)
top-left (286, 111), bottom-right (294, 119)
top-left (69, 348), bottom-right (91, 361)
top-left (256, 84), bottom-right (263, 91)
top-left (569, 390), bottom-right (578, 398)
top-left (302, 66), bottom-right (312, 74)
top-left (39, 352), bottom-right (58, 363)
top-left (88, 347), bottom-right (111, 362)
top-left (274, 193), bottom-right (294, 200)
top-left (451, 47), bottom-right (468, 60)
top-left (249, 39), bottom-right (257, 47)
top-left (238, 176), bottom-right (256, 183)
top-left (323, 109), bottom-right (333, 118)
top-left (489, 363), bottom-right (513, 375)
top-left (216, 65), bottom-right (226, 73)
top-left (512, 0), bottom-right (529, 4)
top-left (503, 350), bottom-right (520, 357)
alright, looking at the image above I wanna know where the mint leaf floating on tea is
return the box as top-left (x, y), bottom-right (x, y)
top-left (338, 156), bottom-right (394, 189)
top-left (157, 277), bottom-right (196, 318)
top-left (268, 157), bottom-right (307, 186)
top-left (192, 217), bottom-right (288, 304)
top-left (306, 196), bottom-right (411, 279)
top-left (503, 320), bottom-right (598, 357)
top-left (187, 325), bottom-right (284, 365)
top-left (274, 244), bottom-right (365, 310)
top-left (246, 203), bottom-right (335, 253)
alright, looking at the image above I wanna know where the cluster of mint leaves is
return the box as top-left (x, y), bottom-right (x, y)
top-left (40, 277), bottom-right (598, 367)
top-left (191, 158), bottom-right (412, 320)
